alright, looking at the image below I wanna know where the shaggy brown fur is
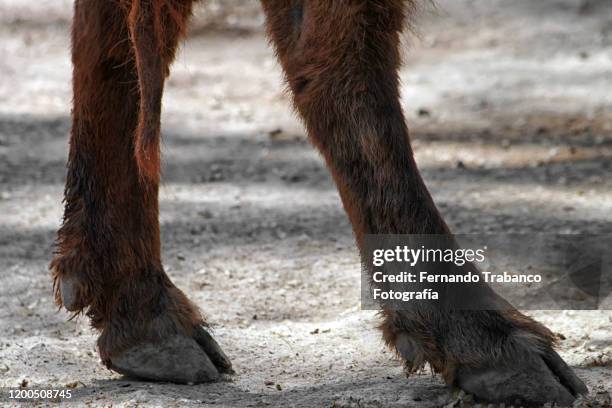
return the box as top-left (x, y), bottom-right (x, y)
top-left (261, 0), bottom-right (556, 383)
top-left (50, 0), bottom-right (201, 363)
top-left (52, 0), bottom-right (562, 394)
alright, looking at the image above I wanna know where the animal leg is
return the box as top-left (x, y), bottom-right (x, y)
top-left (51, 0), bottom-right (231, 383)
top-left (261, 0), bottom-right (587, 404)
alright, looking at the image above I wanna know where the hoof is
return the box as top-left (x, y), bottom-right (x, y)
top-left (455, 350), bottom-right (587, 406)
top-left (107, 326), bottom-right (233, 384)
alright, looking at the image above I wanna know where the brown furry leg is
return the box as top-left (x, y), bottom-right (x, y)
top-left (50, 0), bottom-right (231, 382)
top-left (262, 0), bottom-right (586, 404)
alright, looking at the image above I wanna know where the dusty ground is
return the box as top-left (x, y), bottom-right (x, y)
top-left (0, 0), bottom-right (611, 407)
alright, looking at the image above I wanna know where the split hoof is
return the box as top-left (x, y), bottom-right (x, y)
top-left (107, 326), bottom-right (233, 384)
top-left (454, 350), bottom-right (587, 406)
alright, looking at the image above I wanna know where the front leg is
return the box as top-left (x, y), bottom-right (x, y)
top-left (51, 0), bottom-right (231, 383)
top-left (261, 0), bottom-right (587, 405)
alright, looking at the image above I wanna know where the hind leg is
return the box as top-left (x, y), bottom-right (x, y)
top-left (51, 0), bottom-right (231, 382)
top-left (261, 0), bottom-right (587, 405)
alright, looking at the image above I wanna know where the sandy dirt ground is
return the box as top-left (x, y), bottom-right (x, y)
top-left (0, 0), bottom-right (611, 407)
